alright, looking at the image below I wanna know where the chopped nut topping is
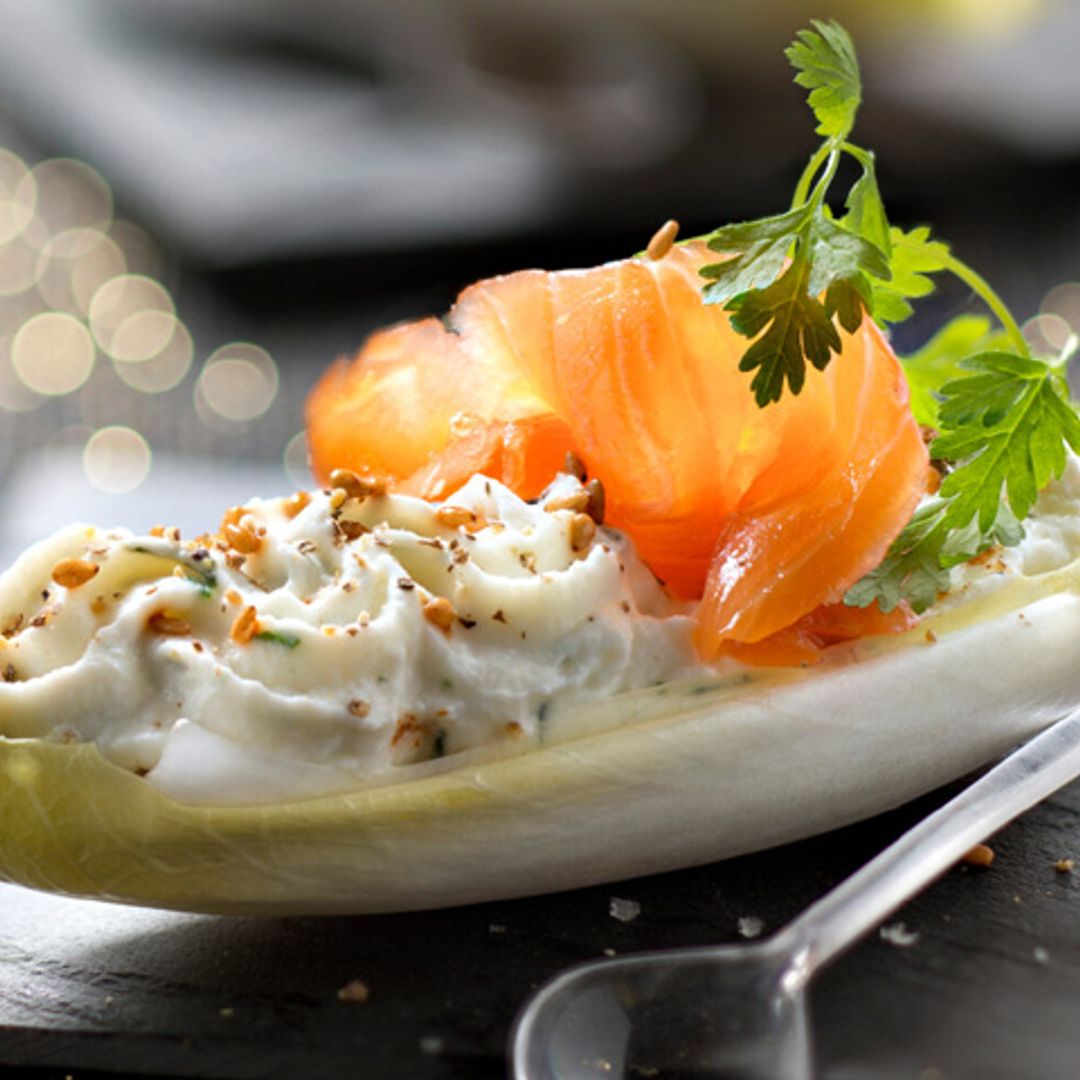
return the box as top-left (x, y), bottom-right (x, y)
top-left (51, 558), bottom-right (99, 589)
top-left (336, 979), bottom-right (370, 1003)
top-left (492, 609), bottom-right (507, 623)
top-left (423, 596), bottom-right (455, 635)
top-left (219, 506), bottom-right (244, 532)
top-left (436, 505), bottom-right (487, 533)
top-left (2, 663), bottom-right (17, 683)
top-left (328, 487), bottom-right (348, 511)
top-left (147, 611), bottom-right (192, 636)
top-left (963, 843), bottom-right (995, 868)
top-left (569, 513), bottom-right (597, 552)
top-left (329, 469), bottom-right (387, 500)
top-left (585, 478), bottom-right (606, 525)
top-left (230, 606), bottom-right (259, 645)
top-left (283, 491), bottom-right (311, 519)
top-left (348, 698), bottom-right (371, 718)
top-left (390, 713), bottom-right (427, 749)
top-left (397, 577), bottom-right (416, 591)
top-left (645, 218), bottom-right (679, 261)
top-left (544, 490), bottom-right (590, 514)
top-left (563, 451), bottom-right (587, 481)
top-left (336, 519), bottom-right (368, 542)
top-left (296, 539), bottom-right (318, 555)
top-left (223, 522), bottom-right (262, 555)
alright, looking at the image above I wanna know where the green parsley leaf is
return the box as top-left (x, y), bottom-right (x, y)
top-left (840, 146), bottom-right (891, 256)
top-left (933, 352), bottom-right (1080, 530)
top-left (866, 225), bottom-right (950, 327)
top-left (725, 262), bottom-right (838, 405)
top-left (705, 209), bottom-right (887, 403)
top-left (899, 314), bottom-right (1008, 427)
top-left (685, 18), bottom-right (1080, 616)
top-left (845, 497), bottom-right (1023, 614)
top-left (844, 500), bottom-right (952, 614)
top-left (701, 205), bottom-right (811, 304)
top-left (784, 19), bottom-right (861, 140)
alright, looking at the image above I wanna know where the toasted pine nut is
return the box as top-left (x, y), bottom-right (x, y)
top-left (423, 596), bottom-right (456, 635)
top-left (570, 513), bottom-right (597, 553)
top-left (51, 558), bottom-right (99, 589)
top-left (544, 491), bottom-right (590, 514)
top-left (585, 478), bottom-right (606, 525)
top-left (283, 491), bottom-right (311, 519)
top-left (147, 611), bottom-right (192, 636)
top-left (230, 605), bottom-right (259, 645)
top-left (963, 843), bottom-right (995, 868)
top-left (646, 219), bottom-right (679, 261)
top-left (563, 451), bottom-right (587, 481)
top-left (223, 523), bottom-right (261, 554)
top-left (436, 505), bottom-right (486, 533)
top-left (329, 469), bottom-right (387, 500)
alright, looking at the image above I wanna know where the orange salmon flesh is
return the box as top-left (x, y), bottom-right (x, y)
top-left (306, 242), bottom-right (928, 664)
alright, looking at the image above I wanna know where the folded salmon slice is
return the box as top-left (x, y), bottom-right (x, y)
top-left (306, 242), bottom-right (928, 658)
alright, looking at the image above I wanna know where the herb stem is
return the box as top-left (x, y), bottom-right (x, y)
top-left (941, 253), bottom-right (1030, 358)
top-left (790, 142), bottom-right (833, 210)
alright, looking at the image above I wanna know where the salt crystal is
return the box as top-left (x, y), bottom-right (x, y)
top-left (737, 916), bottom-right (764, 939)
top-left (879, 921), bottom-right (920, 947)
top-left (609, 897), bottom-right (641, 923)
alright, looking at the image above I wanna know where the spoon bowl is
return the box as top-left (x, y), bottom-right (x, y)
top-left (515, 939), bottom-right (811, 1079)
top-left (512, 706), bottom-right (1080, 1079)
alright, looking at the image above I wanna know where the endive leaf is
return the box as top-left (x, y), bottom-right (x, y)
top-left (2, 558), bottom-right (1078, 915)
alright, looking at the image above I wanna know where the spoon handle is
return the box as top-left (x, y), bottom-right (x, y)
top-left (783, 705), bottom-right (1080, 979)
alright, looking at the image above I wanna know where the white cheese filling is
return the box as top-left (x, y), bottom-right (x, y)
top-left (0, 473), bottom-right (704, 804)
top-left (1, 456), bottom-right (1078, 808)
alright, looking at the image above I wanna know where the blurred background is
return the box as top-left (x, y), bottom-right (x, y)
top-left (0, 0), bottom-right (1079, 562)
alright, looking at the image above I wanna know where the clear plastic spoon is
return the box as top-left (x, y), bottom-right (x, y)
top-left (511, 706), bottom-right (1080, 1080)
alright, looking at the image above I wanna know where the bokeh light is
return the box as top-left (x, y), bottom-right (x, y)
top-left (1022, 312), bottom-right (1072, 356)
top-left (0, 149), bottom-right (36, 245)
top-left (1040, 282), bottom-right (1080, 330)
top-left (28, 159), bottom-right (112, 240)
top-left (37, 228), bottom-right (126, 315)
top-left (0, 336), bottom-right (43, 412)
top-left (11, 312), bottom-right (95, 395)
top-left (107, 220), bottom-right (163, 279)
top-left (0, 218), bottom-right (48, 296)
top-left (112, 319), bottom-right (193, 393)
top-left (88, 273), bottom-right (174, 359)
top-left (109, 308), bottom-right (179, 363)
top-left (283, 431), bottom-right (311, 489)
top-left (196, 342), bottom-right (279, 423)
top-left (82, 425), bottom-right (151, 494)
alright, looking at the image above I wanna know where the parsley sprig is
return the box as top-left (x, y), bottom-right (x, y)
top-left (688, 19), bottom-right (1080, 613)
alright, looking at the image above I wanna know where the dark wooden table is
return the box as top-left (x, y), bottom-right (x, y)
top-left (3, 770), bottom-right (1080, 1080)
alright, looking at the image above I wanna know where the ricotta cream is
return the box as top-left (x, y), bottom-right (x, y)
top-left (0, 472), bottom-right (704, 804)
top-left (2, 457), bottom-right (1078, 809)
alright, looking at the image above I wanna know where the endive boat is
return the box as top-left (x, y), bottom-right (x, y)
top-left (0, 451), bottom-right (1075, 915)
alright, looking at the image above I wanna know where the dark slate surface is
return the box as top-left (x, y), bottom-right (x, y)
top-left (2, 773), bottom-right (1080, 1080)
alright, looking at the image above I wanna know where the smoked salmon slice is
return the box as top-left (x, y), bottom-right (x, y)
top-left (306, 241), bottom-right (928, 659)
